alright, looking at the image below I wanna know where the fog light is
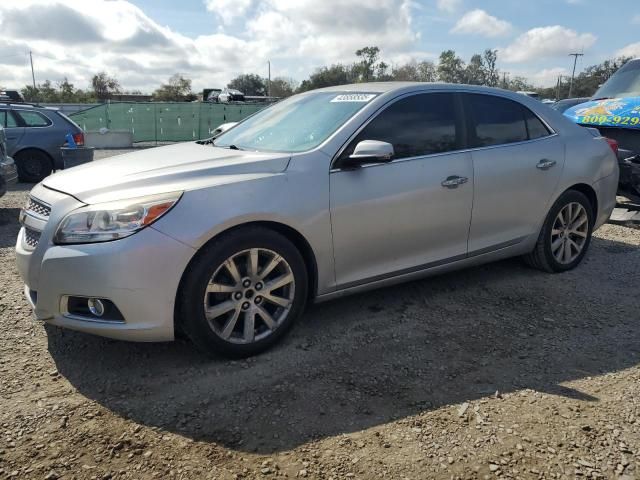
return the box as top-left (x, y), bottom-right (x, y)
top-left (88, 298), bottom-right (105, 317)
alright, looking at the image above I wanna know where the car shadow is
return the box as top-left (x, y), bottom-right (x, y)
top-left (0, 208), bottom-right (21, 248)
top-left (47, 234), bottom-right (640, 454)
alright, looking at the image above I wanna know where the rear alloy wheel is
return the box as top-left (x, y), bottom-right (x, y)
top-left (15, 149), bottom-right (53, 183)
top-left (178, 227), bottom-right (308, 357)
top-left (524, 190), bottom-right (594, 273)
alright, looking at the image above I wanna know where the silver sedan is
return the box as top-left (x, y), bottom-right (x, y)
top-left (16, 83), bottom-right (619, 356)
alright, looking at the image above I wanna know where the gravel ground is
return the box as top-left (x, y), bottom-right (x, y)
top-left (1, 150), bottom-right (640, 479)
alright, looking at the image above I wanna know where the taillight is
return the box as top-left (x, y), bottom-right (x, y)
top-left (604, 137), bottom-right (619, 156)
top-left (73, 132), bottom-right (84, 146)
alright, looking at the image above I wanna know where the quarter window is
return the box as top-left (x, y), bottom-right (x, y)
top-left (15, 110), bottom-right (51, 127)
top-left (524, 108), bottom-right (551, 140)
top-left (467, 94), bottom-right (528, 147)
top-left (346, 93), bottom-right (459, 160)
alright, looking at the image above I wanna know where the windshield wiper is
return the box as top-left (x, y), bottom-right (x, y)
top-left (228, 144), bottom-right (242, 150)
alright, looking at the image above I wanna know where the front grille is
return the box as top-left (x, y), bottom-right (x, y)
top-left (26, 197), bottom-right (51, 218)
top-left (24, 227), bottom-right (41, 248)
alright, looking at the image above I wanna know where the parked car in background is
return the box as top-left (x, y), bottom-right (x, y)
top-left (0, 90), bottom-right (25, 103)
top-left (0, 103), bottom-right (84, 182)
top-left (0, 124), bottom-right (18, 198)
top-left (563, 58), bottom-right (640, 197)
top-left (218, 88), bottom-right (245, 103)
top-left (551, 97), bottom-right (590, 113)
top-left (16, 83), bottom-right (618, 357)
top-left (517, 91), bottom-right (541, 100)
top-left (206, 89), bottom-right (222, 103)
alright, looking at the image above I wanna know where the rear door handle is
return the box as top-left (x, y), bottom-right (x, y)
top-left (536, 159), bottom-right (556, 170)
top-left (441, 175), bottom-right (468, 189)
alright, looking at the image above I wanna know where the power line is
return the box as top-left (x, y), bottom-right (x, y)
top-left (568, 52), bottom-right (584, 99)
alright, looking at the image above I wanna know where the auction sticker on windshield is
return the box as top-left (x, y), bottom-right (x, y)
top-left (330, 94), bottom-right (377, 103)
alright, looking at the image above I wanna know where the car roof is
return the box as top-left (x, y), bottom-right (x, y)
top-left (312, 82), bottom-right (527, 98)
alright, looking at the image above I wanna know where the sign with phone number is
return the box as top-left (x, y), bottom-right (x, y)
top-left (564, 97), bottom-right (640, 129)
top-left (579, 115), bottom-right (640, 126)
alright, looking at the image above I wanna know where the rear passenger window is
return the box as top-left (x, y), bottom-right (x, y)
top-left (15, 110), bottom-right (51, 127)
top-left (524, 109), bottom-right (551, 139)
top-left (346, 92), bottom-right (459, 160)
top-left (467, 94), bottom-right (528, 147)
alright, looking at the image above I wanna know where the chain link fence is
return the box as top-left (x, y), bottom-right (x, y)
top-left (69, 102), bottom-right (267, 143)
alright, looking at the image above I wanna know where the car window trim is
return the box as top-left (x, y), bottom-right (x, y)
top-left (13, 109), bottom-right (53, 129)
top-left (330, 91), bottom-right (467, 171)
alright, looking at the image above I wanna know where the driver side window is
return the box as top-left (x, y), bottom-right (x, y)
top-left (341, 92), bottom-right (460, 162)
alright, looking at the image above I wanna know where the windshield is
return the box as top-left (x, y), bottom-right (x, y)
top-left (214, 92), bottom-right (378, 152)
top-left (594, 60), bottom-right (640, 99)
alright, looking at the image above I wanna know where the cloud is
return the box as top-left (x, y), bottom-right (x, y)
top-left (501, 26), bottom-right (597, 63)
top-left (451, 9), bottom-right (512, 37)
top-left (617, 42), bottom-right (640, 59)
top-left (436, 0), bottom-right (461, 13)
top-left (204, 0), bottom-right (252, 25)
top-left (0, 0), bottom-right (420, 93)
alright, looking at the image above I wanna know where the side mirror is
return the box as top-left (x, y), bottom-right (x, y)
top-left (339, 140), bottom-right (394, 169)
top-left (212, 122), bottom-right (238, 137)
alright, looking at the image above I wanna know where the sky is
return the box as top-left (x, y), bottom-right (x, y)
top-left (0, 0), bottom-right (639, 94)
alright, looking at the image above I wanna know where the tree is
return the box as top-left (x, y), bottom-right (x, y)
top-left (228, 73), bottom-right (266, 96)
top-left (355, 46), bottom-right (380, 82)
top-left (298, 64), bottom-right (354, 92)
top-left (465, 54), bottom-right (486, 85)
top-left (152, 74), bottom-right (193, 101)
top-left (483, 49), bottom-right (499, 87)
top-left (268, 77), bottom-right (297, 98)
top-left (57, 78), bottom-right (76, 103)
top-left (417, 61), bottom-right (437, 82)
top-left (437, 50), bottom-right (465, 83)
top-left (20, 85), bottom-right (39, 102)
top-left (91, 72), bottom-right (120, 101)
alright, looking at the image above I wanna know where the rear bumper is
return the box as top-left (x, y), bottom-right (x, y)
top-left (593, 172), bottom-right (619, 229)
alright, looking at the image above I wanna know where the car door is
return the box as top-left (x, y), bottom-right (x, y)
top-left (329, 92), bottom-right (474, 288)
top-left (0, 109), bottom-right (25, 155)
top-left (463, 93), bottom-right (564, 253)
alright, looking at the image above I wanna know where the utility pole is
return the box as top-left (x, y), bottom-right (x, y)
top-left (568, 52), bottom-right (584, 99)
top-left (29, 50), bottom-right (36, 89)
top-left (556, 75), bottom-right (562, 101)
top-left (267, 60), bottom-right (271, 97)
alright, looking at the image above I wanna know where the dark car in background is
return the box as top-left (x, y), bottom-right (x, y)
top-left (0, 103), bottom-right (84, 182)
top-left (564, 58), bottom-right (640, 198)
top-left (0, 124), bottom-right (18, 198)
top-left (206, 88), bottom-right (222, 103)
top-left (551, 97), bottom-right (590, 114)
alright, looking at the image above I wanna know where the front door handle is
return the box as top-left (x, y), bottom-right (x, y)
top-left (441, 175), bottom-right (468, 189)
top-left (536, 159), bottom-right (556, 170)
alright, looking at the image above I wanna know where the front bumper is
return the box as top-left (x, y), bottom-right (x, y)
top-left (16, 185), bottom-right (196, 342)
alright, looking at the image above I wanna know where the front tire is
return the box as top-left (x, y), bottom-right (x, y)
top-left (177, 227), bottom-right (308, 357)
top-left (524, 190), bottom-right (594, 273)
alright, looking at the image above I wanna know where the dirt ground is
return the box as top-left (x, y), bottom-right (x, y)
top-left (1, 151), bottom-right (640, 479)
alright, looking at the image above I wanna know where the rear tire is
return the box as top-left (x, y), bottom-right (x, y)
top-left (15, 149), bottom-right (53, 183)
top-left (177, 226), bottom-right (308, 358)
top-left (524, 190), bottom-right (594, 273)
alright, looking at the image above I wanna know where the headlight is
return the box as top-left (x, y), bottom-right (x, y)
top-left (53, 192), bottom-right (182, 244)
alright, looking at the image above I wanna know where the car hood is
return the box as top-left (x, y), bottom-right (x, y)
top-left (564, 97), bottom-right (640, 129)
top-left (43, 142), bottom-right (291, 204)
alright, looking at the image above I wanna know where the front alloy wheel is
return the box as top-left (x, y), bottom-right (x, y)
top-left (179, 227), bottom-right (308, 357)
top-left (204, 248), bottom-right (295, 344)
